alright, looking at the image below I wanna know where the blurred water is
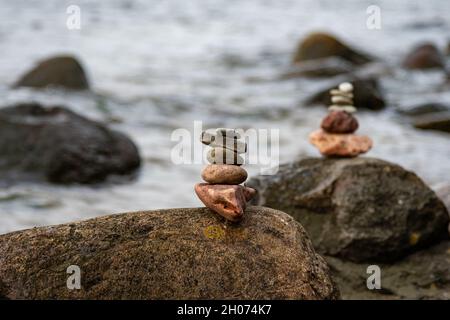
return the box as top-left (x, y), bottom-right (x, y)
top-left (0, 0), bottom-right (450, 234)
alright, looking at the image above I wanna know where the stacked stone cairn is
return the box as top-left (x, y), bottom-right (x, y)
top-left (309, 82), bottom-right (373, 157)
top-left (195, 128), bottom-right (256, 222)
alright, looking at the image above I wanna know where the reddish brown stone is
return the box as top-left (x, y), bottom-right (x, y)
top-left (309, 129), bottom-right (372, 157)
top-left (321, 110), bottom-right (359, 133)
top-left (194, 183), bottom-right (256, 222)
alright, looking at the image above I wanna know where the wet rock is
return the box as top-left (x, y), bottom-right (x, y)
top-left (280, 57), bottom-right (353, 79)
top-left (201, 164), bottom-right (248, 185)
top-left (248, 157), bottom-right (449, 263)
top-left (0, 206), bottom-right (340, 299)
top-left (306, 78), bottom-right (386, 110)
top-left (0, 103), bottom-right (140, 184)
top-left (402, 43), bottom-right (445, 70)
top-left (195, 183), bottom-right (255, 222)
top-left (412, 111), bottom-right (450, 133)
top-left (321, 111), bottom-right (359, 134)
top-left (309, 130), bottom-right (372, 157)
top-left (326, 241), bottom-right (450, 300)
top-left (14, 56), bottom-right (89, 90)
top-left (292, 32), bottom-right (373, 65)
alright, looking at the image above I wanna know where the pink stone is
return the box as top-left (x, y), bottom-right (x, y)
top-left (309, 129), bottom-right (372, 157)
top-left (194, 183), bottom-right (256, 222)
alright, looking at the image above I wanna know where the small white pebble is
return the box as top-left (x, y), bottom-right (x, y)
top-left (338, 82), bottom-right (353, 93)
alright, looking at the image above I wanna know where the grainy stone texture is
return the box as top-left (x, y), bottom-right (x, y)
top-left (0, 207), bottom-right (339, 300)
top-left (248, 157), bottom-right (449, 263)
top-left (0, 103), bottom-right (140, 184)
top-left (14, 56), bottom-right (89, 90)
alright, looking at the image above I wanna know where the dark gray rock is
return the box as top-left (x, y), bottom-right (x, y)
top-left (248, 157), bottom-right (449, 263)
top-left (0, 103), bottom-right (140, 184)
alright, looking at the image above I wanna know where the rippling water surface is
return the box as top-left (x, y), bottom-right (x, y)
top-left (1, 0), bottom-right (450, 233)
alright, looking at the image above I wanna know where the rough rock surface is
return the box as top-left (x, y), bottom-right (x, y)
top-left (0, 103), bottom-right (140, 184)
top-left (306, 78), bottom-right (385, 110)
top-left (14, 56), bottom-right (89, 90)
top-left (326, 241), bottom-right (450, 300)
top-left (402, 43), bottom-right (445, 70)
top-left (292, 32), bottom-right (373, 65)
top-left (0, 206), bottom-right (339, 300)
top-left (248, 157), bottom-right (449, 263)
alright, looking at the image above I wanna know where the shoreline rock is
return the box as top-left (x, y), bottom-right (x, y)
top-left (0, 103), bottom-right (141, 184)
top-left (292, 32), bottom-right (373, 65)
top-left (402, 43), bottom-right (445, 70)
top-left (248, 157), bottom-right (449, 263)
top-left (14, 55), bottom-right (89, 90)
top-left (0, 206), bottom-right (339, 300)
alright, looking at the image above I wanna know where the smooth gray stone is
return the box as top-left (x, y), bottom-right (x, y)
top-left (207, 147), bottom-right (244, 165)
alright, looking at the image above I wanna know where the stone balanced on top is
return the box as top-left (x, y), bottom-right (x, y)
top-left (195, 128), bottom-right (256, 222)
top-left (309, 82), bottom-right (373, 157)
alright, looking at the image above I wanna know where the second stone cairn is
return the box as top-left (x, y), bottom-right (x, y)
top-left (309, 82), bottom-right (373, 157)
top-left (195, 128), bottom-right (256, 222)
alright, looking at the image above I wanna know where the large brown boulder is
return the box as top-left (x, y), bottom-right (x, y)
top-left (14, 56), bottom-right (89, 90)
top-left (305, 78), bottom-right (386, 110)
top-left (402, 43), bottom-right (445, 70)
top-left (0, 206), bottom-right (339, 300)
top-left (248, 157), bottom-right (449, 263)
top-left (292, 32), bottom-right (373, 65)
top-left (0, 103), bottom-right (140, 184)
